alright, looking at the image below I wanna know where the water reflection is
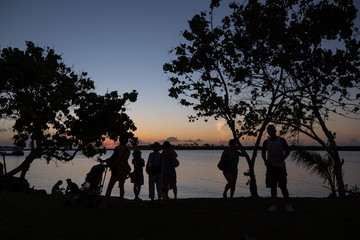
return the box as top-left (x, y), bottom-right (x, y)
top-left (3, 150), bottom-right (360, 199)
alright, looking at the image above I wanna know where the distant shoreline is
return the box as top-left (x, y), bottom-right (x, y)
top-left (2, 145), bottom-right (360, 151)
top-left (130, 145), bottom-right (360, 151)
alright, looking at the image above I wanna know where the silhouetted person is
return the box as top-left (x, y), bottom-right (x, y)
top-left (220, 139), bottom-right (246, 199)
top-left (146, 142), bottom-right (162, 202)
top-left (262, 125), bottom-right (294, 213)
top-left (51, 180), bottom-right (64, 195)
top-left (65, 178), bottom-right (80, 194)
top-left (161, 141), bottom-right (178, 200)
top-left (101, 134), bottom-right (131, 209)
top-left (131, 149), bottom-right (145, 201)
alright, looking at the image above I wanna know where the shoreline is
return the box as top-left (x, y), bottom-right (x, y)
top-left (2, 145), bottom-right (360, 151)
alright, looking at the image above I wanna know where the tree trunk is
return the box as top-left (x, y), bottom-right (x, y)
top-left (6, 151), bottom-right (37, 180)
top-left (327, 172), bottom-right (337, 197)
top-left (228, 122), bottom-right (258, 197)
top-left (330, 147), bottom-right (346, 198)
top-left (247, 161), bottom-right (258, 197)
top-left (312, 104), bottom-right (346, 198)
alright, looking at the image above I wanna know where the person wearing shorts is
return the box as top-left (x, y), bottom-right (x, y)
top-left (262, 125), bottom-right (294, 213)
top-left (220, 139), bottom-right (246, 200)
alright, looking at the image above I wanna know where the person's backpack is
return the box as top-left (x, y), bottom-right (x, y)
top-left (217, 158), bottom-right (226, 171)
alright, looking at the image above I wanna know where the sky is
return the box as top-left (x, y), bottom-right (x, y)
top-left (0, 0), bottom-right (360, 147)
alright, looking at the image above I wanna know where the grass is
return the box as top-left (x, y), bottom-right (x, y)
top-left (1, 193), bottom-right (359, 240)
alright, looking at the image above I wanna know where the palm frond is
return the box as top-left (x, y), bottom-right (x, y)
top-left (291, 148), bottom-right (333, 182)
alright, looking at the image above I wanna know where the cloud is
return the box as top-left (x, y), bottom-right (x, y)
top-left (216, 139), bottom-right (228, 145)
top-left (215, 120), bottom-right (229, 143)
top-left (165, 137), bottom-right (180, 142)
top-left (349, 138), bottom-right (360, 146)
top-left (183, 139), bottom-right (204, 143)
top-left (138, 139), bottom-right (152, 145)
top-left (215, 121), bottom-right (225, 132)
top-left (159, 137), bottom-right (204, 144)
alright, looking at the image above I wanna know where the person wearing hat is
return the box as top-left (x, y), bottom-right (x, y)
top-left (65, 178), bottom-right (80, 194)
top-left (146, 142), bottom-right (162, 202)
top-left (130, 148), bottom-right (145, 201)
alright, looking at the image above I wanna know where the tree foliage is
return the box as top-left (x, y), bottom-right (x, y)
top-left (0, 41), bottom-right (138, 180)
top-left (256, 0), bottom-right (360, 198)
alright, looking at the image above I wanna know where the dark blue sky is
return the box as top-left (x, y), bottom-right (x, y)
top-left (0, 0), bottom-right (359, 146)
top-left (0, 0), bottom-right (234, 145)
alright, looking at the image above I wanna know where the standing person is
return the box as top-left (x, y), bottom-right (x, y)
top-left (130, 149), bottom-right (145, 201)
top-left (161, 141), bottom-right (178, 200)
top-left (220, 139), bottom-right (246, 200)
top-left (51, 180), bottom-right (64, 195)
top-left (146, 142), bottom-right (162, 202)
top-left (101, 134), bottom-right (131, 209)
top-left (262, 125), bottom-right (294, 213)
top-left (65, 178), bottom-right (80, 194)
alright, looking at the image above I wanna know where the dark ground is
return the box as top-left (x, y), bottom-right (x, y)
top-left (0, 193), bottom-right (359, 240)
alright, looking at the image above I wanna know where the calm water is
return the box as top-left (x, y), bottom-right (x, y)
top-left (3, 150), bottom-right (360, 199)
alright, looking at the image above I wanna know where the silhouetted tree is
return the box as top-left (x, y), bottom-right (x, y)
top-left (257, 0), bottom-right (360, 197)
top-left (163, 0), bottom-right (291, 197)
top-left (164, 0), bottom-right (360, 197)
top-left (0, 41), bottom-right (138, 181)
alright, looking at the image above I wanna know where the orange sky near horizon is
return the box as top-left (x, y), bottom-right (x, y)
top-left (132, 117), bottom-right (360, 147)
top-left (101, 111), bottom-right (360, 147)
top-left (0, 112), bottom-right (359, 148)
